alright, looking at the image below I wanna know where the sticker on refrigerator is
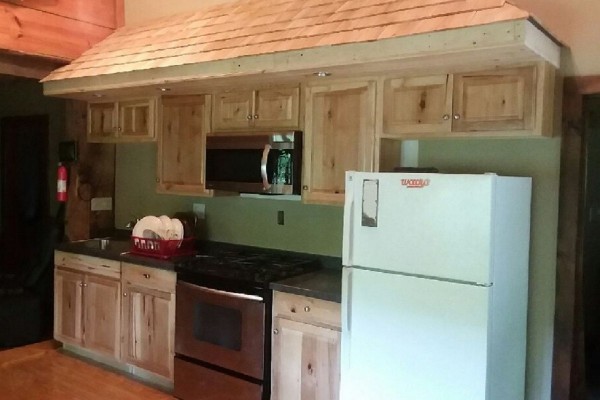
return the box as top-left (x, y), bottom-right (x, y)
top-left (361, 179), bottom-right (379, 227)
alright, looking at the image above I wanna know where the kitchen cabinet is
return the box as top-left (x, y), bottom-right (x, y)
top-left (303, 80), bottom-right (376, 205)
top-left (212, 86), bottom-right (300, 131)
top-left (54, 251), bottom-right (121, 359)
top-left (382, 65), bottom-right (551, 138)
top-left (271, 291), bottom-right (341, 400)
top-left (157, 95), bottom-right (212, 195)
top-left (121, 263), bottom-right (176, 381)
top-left (88, 98), bottom-right (156, 142)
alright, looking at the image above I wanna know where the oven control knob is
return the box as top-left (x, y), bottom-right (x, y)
top-left (304, 306), bottom-right (311, 312)
top-left (273, 329), bottom-right (279, 335)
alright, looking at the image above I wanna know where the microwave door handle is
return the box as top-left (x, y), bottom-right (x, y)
top-left (260, 144), bottom-right (272, 191)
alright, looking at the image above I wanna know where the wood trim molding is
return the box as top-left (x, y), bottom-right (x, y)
top-left (552, 75), bottom-right (600, 400)
top-left (0, 51), bottom-right (64, 79)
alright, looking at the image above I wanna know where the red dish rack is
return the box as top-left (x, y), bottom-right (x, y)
top-left (130, 236), bottom-right (196, 259)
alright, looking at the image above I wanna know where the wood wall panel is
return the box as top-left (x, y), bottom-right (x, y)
top-left (552, 76), bottom-right (600, 400)
top-left (0, 51), bottom-right (63, 79)
top-left (64, 100), bottom-right (115, 240)
top-left (0, 2), bottom-right (114, 61)
top-left (1, 0), bottom-right (120, 28)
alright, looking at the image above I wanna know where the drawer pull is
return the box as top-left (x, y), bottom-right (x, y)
top-left (304, 306), bottom-right (311, 312)
top-left (143, 273), bottom-right (151, 279)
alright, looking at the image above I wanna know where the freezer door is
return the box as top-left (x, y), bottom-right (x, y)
top-left (344, 172), bottom-right (500, 284)
top-left (341, 267), bottom-right (491, 400)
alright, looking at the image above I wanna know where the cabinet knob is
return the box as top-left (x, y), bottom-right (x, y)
top-left (302, 185), bottom-right (308, 191)
top-left (453, 114), bottom-right (461, 120)
top-left (143, 273), bottom-right (151, 279)
top-left (79, 283), bottom-right (84, 287)
top-left (273, 329), bottom-right (279, 335)
top-left (442, 114), bottom-right (450, 121)
top-left (253, 114), bottom-right (259, 119)
top-left (118, 126), bottom-right (122, 132)
top-left (123, 292), bottom-right (127, 297)
top-left (304, 306), bottom-right (311, 312)
top-left (246, 115), bottom-right (252, 120)
top-left (83, 283), bottom-right (88, 287)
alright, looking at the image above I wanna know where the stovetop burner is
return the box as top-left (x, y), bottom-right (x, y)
top-left (175, 244), bottom-right (320, 288)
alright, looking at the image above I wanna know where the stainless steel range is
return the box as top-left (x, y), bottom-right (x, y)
top-left (173, 244), bottom-right (319, 400)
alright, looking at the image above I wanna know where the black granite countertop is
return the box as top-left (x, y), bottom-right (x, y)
top-left (270, 263), bottom-right (342, 303)
top-left (56, 239), bottom-right (343, 301)
top-left (55, 239), bottom-right (179, 271)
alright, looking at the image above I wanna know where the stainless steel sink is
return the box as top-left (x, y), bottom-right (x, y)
top-left (80, 238), bottom-right (129, 253)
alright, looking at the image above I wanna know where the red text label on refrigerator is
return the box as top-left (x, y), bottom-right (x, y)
top-left (401, 178), bottom-right (430, 189)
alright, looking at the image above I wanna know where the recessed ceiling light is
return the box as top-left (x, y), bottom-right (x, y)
top-left (313, 71), bottom-right (332, 77)
top-left (158, 87), bottom-right (171, 92)
top-left (92, 93), bottom-right (104, 98)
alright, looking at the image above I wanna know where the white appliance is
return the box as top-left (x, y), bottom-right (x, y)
top-left (341, 172), bottom-right (532, 400)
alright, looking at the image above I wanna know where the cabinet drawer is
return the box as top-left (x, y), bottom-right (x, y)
top-left (121, 263), bottom-right (176, 293)
top-left (54, 251), bottom-right (120, 279)
top-left (273, 291), bottom-right (341, 329)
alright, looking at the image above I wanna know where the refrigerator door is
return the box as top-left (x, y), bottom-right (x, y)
top-left (341, 267), bottom-right (490, 400)
top-left (344, 171), bottom-right (498, 284)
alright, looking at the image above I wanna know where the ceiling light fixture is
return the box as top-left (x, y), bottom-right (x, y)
top-left (92, 93), bottom-right (104, 98)
top-left (158, 87), bottom-right (171, 92)
top-left (313, 71), bottom-right (332, 77)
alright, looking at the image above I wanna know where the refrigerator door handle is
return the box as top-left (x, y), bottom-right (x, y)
top-left (344, 268), bottom-right (353, 333)
top-left (343, 172), bottom-right (355, 266)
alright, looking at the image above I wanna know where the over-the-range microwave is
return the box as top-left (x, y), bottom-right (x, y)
top-left (205, 131), bottom-right (302, 195)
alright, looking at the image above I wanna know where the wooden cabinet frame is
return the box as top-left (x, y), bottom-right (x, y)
top-left (156, 95), bottom-right (212, 196)
top-left (88, 98), bottom-right (156, 143)
top-left (54, 252), bottom-right (121, 359)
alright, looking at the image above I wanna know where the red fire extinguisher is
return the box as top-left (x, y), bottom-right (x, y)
top-left (57, 163), bottom-right (68, 202)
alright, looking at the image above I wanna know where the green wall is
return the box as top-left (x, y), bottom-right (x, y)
top-left (0, 78), bottom-right (66, 217)
top-left (115, 143), bottom-right (343, 256)
top-left (418, 138), bottom-right (561, 400)
top-left (116, 137), bottom-right (561, 400)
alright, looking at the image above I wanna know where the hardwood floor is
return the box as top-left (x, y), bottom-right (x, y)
top-left (0, 341), bottom-right (174, 400)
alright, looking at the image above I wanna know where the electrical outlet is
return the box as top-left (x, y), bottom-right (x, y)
top-left (277, 210), bottom-right (284, 225)
top-left (91, 197), bottom-right (112, 211)
top-left (193, 203), bottom-right (206, 219)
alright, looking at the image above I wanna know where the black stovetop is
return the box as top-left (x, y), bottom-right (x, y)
top-left (175, 243), bottom-right (321, 290)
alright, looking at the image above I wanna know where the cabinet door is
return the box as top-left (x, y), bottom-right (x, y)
top-left (54, 268), bottom-right (84, 346)
top-left (88, 102), bottom-right (116, 142)
top-left (272, 317), bottom-right (341, 400)
top-left (453, 67), bottom-right (535, 132)
top-left (122, 283), bottom-right (175, 380)
top-left (212, 90), bottom-right (254, 131)
top-left (157, 95), bottom-right (212, 195)
top-left (383, 75), bottom-right (452, 136)
top-left (304, 81), bottom-right (376, 205)
top-left (83, 274), bottom-right (121, 358)
top-left (254, 87), bottom-right (300, 129)
top-left (119, 99), bottom-right (155, 141)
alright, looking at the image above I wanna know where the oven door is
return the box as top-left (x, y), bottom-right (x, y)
top-left (175, 281), bottom-right (265, 379)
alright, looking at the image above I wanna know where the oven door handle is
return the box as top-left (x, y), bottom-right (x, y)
top-left (179, 282), bottom-right (264, 302)
top-left (260, 144), bottom-right (272, 192)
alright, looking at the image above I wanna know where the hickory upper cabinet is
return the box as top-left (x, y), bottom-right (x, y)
top-left (382, 64), bottom-right (554, 138)
top-left (157, 95), bottom-right (212, 196)
top-left (303, 80), bottom-right (376, 205)
top-left (88, 98), bottom-right (156, 143)
top-left (212, 86), bottom-right (300, 132)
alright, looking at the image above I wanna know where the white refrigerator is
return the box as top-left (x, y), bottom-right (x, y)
top-left (341, 172), bottom-right (532, 400)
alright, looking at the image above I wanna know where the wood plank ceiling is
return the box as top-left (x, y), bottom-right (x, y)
top-left (43, 0), bottom-right (531, 83)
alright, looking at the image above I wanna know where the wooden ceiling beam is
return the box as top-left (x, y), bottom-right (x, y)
top-left (0, 51), bottom-right (64, 80)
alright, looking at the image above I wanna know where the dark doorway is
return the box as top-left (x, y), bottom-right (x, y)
top-left (0, 115), bottom-right (49, 273)
top-left (582, 96), bottom-right (600, 399)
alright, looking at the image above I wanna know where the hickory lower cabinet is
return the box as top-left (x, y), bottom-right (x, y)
top-left (54, 251), bottom-right (121, 359)
top-left (121, 263), bottom-right (176, 381)
top-left (271, 291), bottom-right (341, 400)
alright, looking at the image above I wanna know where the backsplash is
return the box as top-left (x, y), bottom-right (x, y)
top-left (115, 143), bottom-right (343, 257)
